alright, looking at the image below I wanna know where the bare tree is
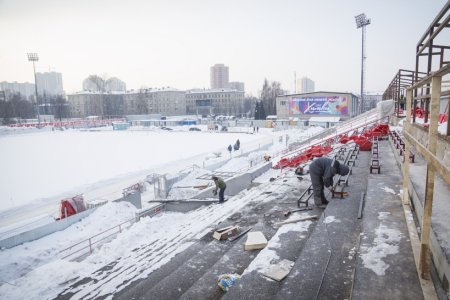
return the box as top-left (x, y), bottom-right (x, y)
top-left (83, 74), bottom-right (108, 92)
top-left (260, 79), bottom-right (283, 116)
top-left (136, 89), bottom-right (149, 114)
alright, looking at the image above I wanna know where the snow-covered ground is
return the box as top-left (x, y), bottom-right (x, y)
top-left (0, 124), bottom-right (324, 300)
top-left (0, 107), bottom-right (405, 299)
top-left (0, 126), bottom-right (292, 230)
top-left (0, 126), bottom-right (267, 212)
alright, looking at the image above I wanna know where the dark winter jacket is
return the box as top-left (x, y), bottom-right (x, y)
top-left (309, 157), bottom-right (350, 188)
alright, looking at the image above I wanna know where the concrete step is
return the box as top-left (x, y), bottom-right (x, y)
top-left (275, 151), bottom-right (370, 300)
top-left (352, 140), bottom-right (424, 299)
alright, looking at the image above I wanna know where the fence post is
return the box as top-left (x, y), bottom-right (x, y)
top-left (89, 238), bottom-right (92, 254)
top-left (418, 75), bottom-right (441, 280)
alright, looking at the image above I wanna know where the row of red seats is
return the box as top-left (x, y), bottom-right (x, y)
top-left (274, 123), bottom-right (390, 169)
top-left (411, 107), bottom-right (448, 124)
top-left (339, 123), bottom-right (389, 151)
top-left (274, 144), bottom-right (332, 169)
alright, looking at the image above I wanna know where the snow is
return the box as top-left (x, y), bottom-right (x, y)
top-left (381, 187), bottom-right (396, 195)
top-left (0, 125), bottom-right (324, 299)
top-left (359, 212), bottom-right (402, 276)
top-left (397, 117), bottom-right (448, 135)
top-left (324, 215), bottom-right (339, 224)
top-left (0, 129), bottom-right (268, 213)
top-left (439, 122), bottom-right (448, 134)
top-left (0, 214), bottom-right (54, 239)
top-left (0, 110), bottom-right (403, 298)
top-left (0, 169), bottom-right (303, 299)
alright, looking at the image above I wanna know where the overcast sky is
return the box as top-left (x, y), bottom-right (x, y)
top-left (0, 0), bottom-right (447, 96)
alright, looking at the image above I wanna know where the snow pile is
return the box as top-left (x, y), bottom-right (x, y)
top-left (0, 202), bottom-right (136, 285)
top-left (0, 169), bottom-right (286, 299)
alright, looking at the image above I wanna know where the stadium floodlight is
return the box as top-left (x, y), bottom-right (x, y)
top-left (27, 52), bottom-right (40, 124)
top-left (355, 13), bottom-right (371, 28)
top-left (355, 13), bottom-right (371, 114)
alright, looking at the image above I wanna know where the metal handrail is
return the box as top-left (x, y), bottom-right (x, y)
top-left (279, 114), bottom-right (384, 161)
top-left (60, 218), bottom-right (136, 260)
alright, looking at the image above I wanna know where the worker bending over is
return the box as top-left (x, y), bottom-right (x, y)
top-left (309, 157), bottom-right (350, 207)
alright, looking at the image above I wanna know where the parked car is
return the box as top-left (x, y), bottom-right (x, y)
top-left (189, 127), bottom-right (201, 131)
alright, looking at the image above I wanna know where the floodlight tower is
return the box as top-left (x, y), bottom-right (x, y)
top-left (27, 52), bottom-right (40, 124)
top-left (355, 13), bottom-right (371, 114)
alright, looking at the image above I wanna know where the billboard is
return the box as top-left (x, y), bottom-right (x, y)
top-left (196, 99), bottom-right (212, 107)
top-left (289, 96), bottom-right (348, 115)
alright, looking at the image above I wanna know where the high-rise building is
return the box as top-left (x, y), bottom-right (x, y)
top-left (36, 72), bottom-right (64, 96)
top-left (0, 81), bottom-right (35, 100)
top-left (228, 81), bottom-right (245, 92)
top-left (210, 64), bottom-right (229, 89)
top-left (185, 88), bottom-right (245, 116)
top-left (296, 77), bottom-right (315, 93)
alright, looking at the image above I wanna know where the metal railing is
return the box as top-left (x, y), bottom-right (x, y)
top-left (59, 218), bottom-right (136, 261)
top-left (59, 204), bottom-right (166, 261)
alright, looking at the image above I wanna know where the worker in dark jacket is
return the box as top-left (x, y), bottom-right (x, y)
top-left (309, 157), bottom-right (350, 207)
top-left (212, 176), bottom-right (227, 203)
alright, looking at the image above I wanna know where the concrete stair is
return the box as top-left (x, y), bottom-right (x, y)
top-left (60, 140), bottom-right (426, 300)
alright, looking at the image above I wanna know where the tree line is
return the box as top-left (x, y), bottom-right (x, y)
top-left (254, 78), bottom-right (284, 120)
top-left (0, 76), bottom-right (285, 124)
top-left (0, 93), bottom-right (70, 124)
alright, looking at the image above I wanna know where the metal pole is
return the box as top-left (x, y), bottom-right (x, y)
top-left (33, 61), bottom-right (40, 124)
top-left (360, 26), bottom-right (364, 115)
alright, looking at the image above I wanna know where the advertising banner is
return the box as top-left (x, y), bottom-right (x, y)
top-left (196, 99), bottom-right (212, 107)
top-left (289, 96), bottom-right (348, 115)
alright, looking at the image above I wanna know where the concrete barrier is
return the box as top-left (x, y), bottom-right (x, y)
top-left (248, 161), bottom-right (272, 181)
top-left (114, 192), bottom-right (142, 209)
top-left (0, 191), bottom-right (143, 250)
top-left (203, 143), bottom-right (272, 172)
top-left (195, 162), bottom-right (273, 199)
top-left (0, 209), bottom-right (95, 249)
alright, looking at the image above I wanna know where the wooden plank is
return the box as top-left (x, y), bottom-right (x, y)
top-left (263, 259), bottom-right (294, 281)
top-left (407, 64), bottom-right (450, 91)
top-left (403, 131), bottom-right (450, 186)
top-left (213, 226), bottom-right (238, 240)
top-left (402, 89), bottom-right (412, 205)
top-left (244, 231), bottom-right (268, 250)
top-left (402, 201), bottom-right (438, 299)
top-left (357, 192), bottom-right (365, 219)
top-left (419, 75), bottom-right (441, 279)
